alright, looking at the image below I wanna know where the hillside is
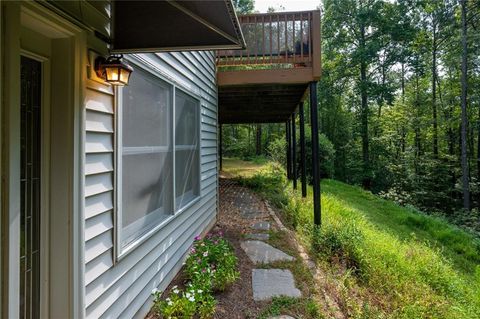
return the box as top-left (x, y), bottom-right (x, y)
top-left (226, 159), bottom-right (480, 318)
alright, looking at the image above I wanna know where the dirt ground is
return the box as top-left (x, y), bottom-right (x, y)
top-left (213, 179), bottom-right (277, 319)
top-left (147, 178), bottom-right (280, 319)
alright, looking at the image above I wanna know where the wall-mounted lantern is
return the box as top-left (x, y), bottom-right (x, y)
top-left (95, 54), bottom-right (133, 86)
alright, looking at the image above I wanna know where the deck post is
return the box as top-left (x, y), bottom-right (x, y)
top-left (299, 102), bottom-right (307, 197)
top-left (286, 120), bottom-right (292, 179)
top-left (309, 81), bottom-right (321, 226)
top-left (219, 124), bottom-right (223, 171)
top-left (292, 112), bottom-right (297, 189)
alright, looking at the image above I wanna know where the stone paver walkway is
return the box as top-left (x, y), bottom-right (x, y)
top-left (218, 177), bottom-right (302, 318)
top-left (241, 240), bottom-right (294, 264)
top-left (245, 233), bottom-right (270, 240)
top-left (252, 269), bottom-right (302, 301)
top-left (251, 221), bottom-right (271, 231)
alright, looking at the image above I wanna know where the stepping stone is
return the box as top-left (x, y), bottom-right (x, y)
top-left (252, 269), bottom-right (301, 301)
top-left (245, 233), bottom-right (270, 241)
top-left (268, 316), bottom-right (296, 319)
top-left (241, 240), bottom-right (294, 264)
top-left (241, 210), bottom-right (263, 219)
top-left (252, 221), bottom-right (270, 231)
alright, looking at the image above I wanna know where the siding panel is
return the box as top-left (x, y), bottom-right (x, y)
top-left (86, 111), bottom-right (114, 133)
top-left (86, 133), bottom-right (113, 153)
top-left (85, 153), bottom-right (113, 176)
top-left (84, 50), bottom-right (218, 319)
top-left (85, 186), bottom-right (114, 219)
top-left (85, 211), bottom-right (113, 242)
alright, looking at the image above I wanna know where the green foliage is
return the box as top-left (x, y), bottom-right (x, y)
top-left (240, 162), bottom-right (480, 318)
top-left (152, 232), bottom-right (239, 319)
top-left (267, 137), bottom-right (286, 167)
top-left (185, 233), bottom-right (240, 292)
top-left (314, 0), bottom-right (480, 227)
top-left (257, 296), bottom-right (322, 319)
top-left (304, 132), bottom-right (336, 179)
top-left (232, 0), bottom-right (254, 14)
top-left (152, 284), bottom-right (215, 319)
top-left (237, 162), bottom-right (289, 208)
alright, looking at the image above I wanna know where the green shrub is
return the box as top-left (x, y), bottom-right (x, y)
top-left (185, 232), bottom-right (240, 292)
top-left (267, 137), bottom-right (287, 166)
top-left (152, 284), bottom-right (215, 319)
top-left (152, 231), bottom-right (239, 319)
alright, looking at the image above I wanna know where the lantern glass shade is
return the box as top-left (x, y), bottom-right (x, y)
top-left (120, 67), bottom-right (132, 84)
top-left (105, 66), bottom-right (121, 83)
top-left (96, 55), bottom-right (133, 86)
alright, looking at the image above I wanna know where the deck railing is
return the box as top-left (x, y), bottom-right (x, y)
top-left (217, 10), bottom-right (320, 69)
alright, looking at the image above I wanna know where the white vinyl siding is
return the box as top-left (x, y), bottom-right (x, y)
top-left (83, 50), bottom-right (218, 319)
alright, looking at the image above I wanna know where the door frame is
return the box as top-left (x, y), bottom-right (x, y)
top-left (1, 2), bottom-right (86, 318)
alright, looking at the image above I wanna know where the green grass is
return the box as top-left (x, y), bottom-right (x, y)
top-left (236, 162), bottom-right (480, 319)
top-left (221, 157), bottom-right (268, 178)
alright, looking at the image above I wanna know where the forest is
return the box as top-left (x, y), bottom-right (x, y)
top-left (224, 0), bottom-right (480, 235)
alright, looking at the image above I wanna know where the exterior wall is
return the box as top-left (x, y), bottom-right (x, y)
top-left (83, 51), bottom-right (218, 319)
top-left (1, 1), bottom-right (219, 318)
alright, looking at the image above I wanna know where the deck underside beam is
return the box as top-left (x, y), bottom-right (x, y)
top-left (219, 82), bottom-right (308, 124)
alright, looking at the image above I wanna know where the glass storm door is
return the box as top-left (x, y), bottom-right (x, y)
top-left (20, 56), bottom-right (41, 319)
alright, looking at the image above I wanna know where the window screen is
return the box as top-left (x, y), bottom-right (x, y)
top-left (120, 70), bottom-right (173, 247)
top-left (175, 91), bottom-right (200, 210)
top-left (117, 65), bottom-right (202, 253)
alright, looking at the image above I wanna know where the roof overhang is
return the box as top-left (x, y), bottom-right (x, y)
top-left (111, 0), bottom-right (245, 53)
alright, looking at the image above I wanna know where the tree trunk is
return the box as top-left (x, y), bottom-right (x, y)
top-left (460, 0), bottom-right (471, 211)
top-left (256, 124), bottom-right (262, 156)
top-left (414, 73), bottom-right (421, 176)
top-left (478, 105), bottom-right (480, 200)
top-left (360, 23), bottom-right (370, 189)
top-left (401, 62), bottom-right (405, 104)
top-left (477, 113), bottom-right (480, 210)
top-left (432, 26), bottom-right (439, 158)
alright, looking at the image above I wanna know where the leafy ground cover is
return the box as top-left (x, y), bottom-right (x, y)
top-left (237, 162), bottom-right (480, 318)
top-left (151, 231), bottom-right (239, 319)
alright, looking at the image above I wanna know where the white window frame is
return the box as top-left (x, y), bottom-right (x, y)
top-left (115, 60), bottom-right (202, 259)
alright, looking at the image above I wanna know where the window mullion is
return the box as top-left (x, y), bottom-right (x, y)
top-left (172, 85), bottom-right (176, 213)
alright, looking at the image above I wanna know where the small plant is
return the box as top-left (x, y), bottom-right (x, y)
top-left (152, 230), bottom-right (239, 318)
top-left (185, 232), bottom-right (240, 291)
top-left (152, 284), bottom-right (215, 319)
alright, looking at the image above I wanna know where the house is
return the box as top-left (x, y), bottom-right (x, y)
top-left (1, 1), bottom-right (321, 318)
top-left (1, 1), bottom-right (244, 318)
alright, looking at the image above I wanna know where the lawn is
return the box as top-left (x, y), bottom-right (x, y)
top-left (220, 157), bottom-right (268, 178)
top-left (232, 160), bottom-right (480, 318)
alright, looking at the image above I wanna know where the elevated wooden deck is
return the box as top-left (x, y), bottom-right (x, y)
top-left (217, 10), bottom-right (321, 124)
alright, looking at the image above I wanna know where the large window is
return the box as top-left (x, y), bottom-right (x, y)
top-left (117, 67), bottom-right (200, 253)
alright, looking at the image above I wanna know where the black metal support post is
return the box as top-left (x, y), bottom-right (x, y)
top-left (309, 82), bottom-right (321, 226)
top-left (299, 103), bottom-right (307, 197)
top-left (286, 120), bottom-right (292, 179)
top-left (219, 124), bottom-right (223, 171)
top-left (292, 112), bottom-right (297, 189)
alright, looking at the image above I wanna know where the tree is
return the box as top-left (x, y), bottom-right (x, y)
top-left (322, 0), bottom-right (396, 188)
top-left (460, 0), bottom-right (471, 210)
top-left (233, 0), bottom-right (255, 14)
